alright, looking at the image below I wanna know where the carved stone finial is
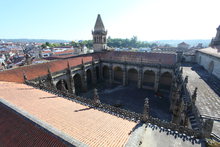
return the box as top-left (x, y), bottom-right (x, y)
top-left (67, 60), bottom-right (71, 70)
top-left (47, 66), bottom-right (55, 88)
top-left (47, 66), bottom-right (52, 75)
top-left (184, 76), bottom-right (188, 84)
top-left (60, 80), bottom-right (67, 92)
top-left (202, 119), bottom-right (214, 138)
top-left (93, 88), bottom-right (100, 106)
top-left (81, 58), bottom-right (84, 65)
top-left (23, 70), bottom-right (27, 82)
top-left (143, 98), bottom-right (149, 122)
top-left (81, 58), bottom-right (85, 69)
top-left (192, 87), bottom-right (198, 104)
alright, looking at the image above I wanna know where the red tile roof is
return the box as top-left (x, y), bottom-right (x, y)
top-left (0, 103), bottom-right (68, 147)
top-left (0, 81), bottom-right (136, 146)
top-left (53, 50), bottom-right (74, 55)
top-left (0, 56), bottom-right (93, 83)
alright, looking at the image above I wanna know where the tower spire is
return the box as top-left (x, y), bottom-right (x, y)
top-left (92, 14), bottom-right (108, 52)
top-left (94, 14), bottom-right (105, 32)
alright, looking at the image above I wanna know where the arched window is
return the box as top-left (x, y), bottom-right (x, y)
top-left (114, 66), bottom-right (123, 84)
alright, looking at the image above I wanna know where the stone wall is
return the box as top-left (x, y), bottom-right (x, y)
top-left (183, 54), bottom-right (195, 63)
top-left (196, 51), bottom-right (220, 79)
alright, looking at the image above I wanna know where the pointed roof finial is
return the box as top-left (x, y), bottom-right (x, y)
top-left (81, 58), bottom-right (84, 65)
top-left (47, 66), bottom-right (52, 75)
top-left (23, 70), bottom-right (27, 82)
top-left (94, 14), bottom-right (105, 32)
top-left (67, 60), bottom-right (71, 69)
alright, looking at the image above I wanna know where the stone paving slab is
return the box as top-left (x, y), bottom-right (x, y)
top-left (182, 65), bottom-right (220, 137)
top-left (140, 124), bottom-right (204, 147)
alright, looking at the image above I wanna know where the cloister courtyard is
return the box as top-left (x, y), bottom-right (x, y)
top-left (80, 83), bottom-right (172, 122)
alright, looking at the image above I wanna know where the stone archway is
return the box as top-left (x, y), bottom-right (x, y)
top-left (113, 66), bottom-right (123, 84)
top-left (96, 66), bottom-right (100, 81)
top-left (86, 69), bottom-right (92, 88)
top-left (56, 80), bottom-right (68, 91)
top-left (128, 68), bottom-right (138, 86)
top-left (143, 70), bottom-right (155, 88)
top-left (73, 73), bottom-right (82, 95)
top-left (208, 61), bottom-right (214, 74)
top-left (159, 72), bottom-right (172, 91)
top-left (103, 65), bottom-right (109, 80)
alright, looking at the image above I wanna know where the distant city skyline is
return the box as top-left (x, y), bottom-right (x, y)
top-left (0, 0), bottom-right (219, 41)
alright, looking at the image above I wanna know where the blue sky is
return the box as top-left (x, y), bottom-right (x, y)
top-left (0, 0), bottom-right (219, 41)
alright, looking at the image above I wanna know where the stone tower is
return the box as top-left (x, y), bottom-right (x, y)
top-left (92, 14), bottom-right (107, 52)
top-left (211, 25), bottom-right (220, 46)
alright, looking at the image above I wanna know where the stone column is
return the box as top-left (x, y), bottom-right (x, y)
top-left (154, 71), bottom-right (160, 92)
top-left (109, 64), bottom-right (113, 86)
top-left (138, 67), bottom-right (143, 89)
top-left (92, 60), bottom-right (97, 85)
top-left (100, 63), bottom-right (103, 81)
top-left (154, 65), bottom-right (161, 92)
top-left (67, 62), bottom-right (75, 94)
top-left (81, 60), bottom-right (87, 92)
top-left (47, 67), bottom-right (55, 88)
top-left (123, 65), bottom-right (127, 86)
top-left (81, 70), bottom-right (87, 92)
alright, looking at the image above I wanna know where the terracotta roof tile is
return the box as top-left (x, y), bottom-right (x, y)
top-left (0, 103), bottom-right (68, 147)
top-left (0, 56), bottom-right (93, 83)
top-left (53, 50), bottom-right (74, 55)
top-left (0, 82), bottom-right (136, 146)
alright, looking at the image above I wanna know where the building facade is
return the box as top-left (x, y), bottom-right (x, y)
top-left (196, 25), bottom-right (220, 79)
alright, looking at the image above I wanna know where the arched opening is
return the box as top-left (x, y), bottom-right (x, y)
top-left (96, 66), bottom-right (99, 81)
top-left (159, 72), bottom-right (172, 91)
top-left (73, 73), bottom-right (82, 95)
top-left (103, 65), bottom-right (109, 80)
top-left (114, 66), bottom-right (123, 84)
top-left (86, 69), bottom-right (92, 88)
top-left (208, 61), bottom-right (214, 74)
top-left (143, 70), bottom-right (155, 88)
top-left (128, 68), bottom-right (138, 86)
top-left (56, 80), bottom-right (68, 91)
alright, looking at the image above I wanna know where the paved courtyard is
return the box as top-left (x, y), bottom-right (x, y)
top-left (81, 84), bottom-right (172, 121)
top-left (182, 64), bottom-right (220, 138)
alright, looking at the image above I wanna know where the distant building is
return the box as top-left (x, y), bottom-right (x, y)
top-left (210, 25), bottom-right (220, 48)
top-left (196, 43), bottom-right (203, 49)
top-left (196, 25), bottom-right (220, 79)
top-left (178, 42), bottom-right (190, 50)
